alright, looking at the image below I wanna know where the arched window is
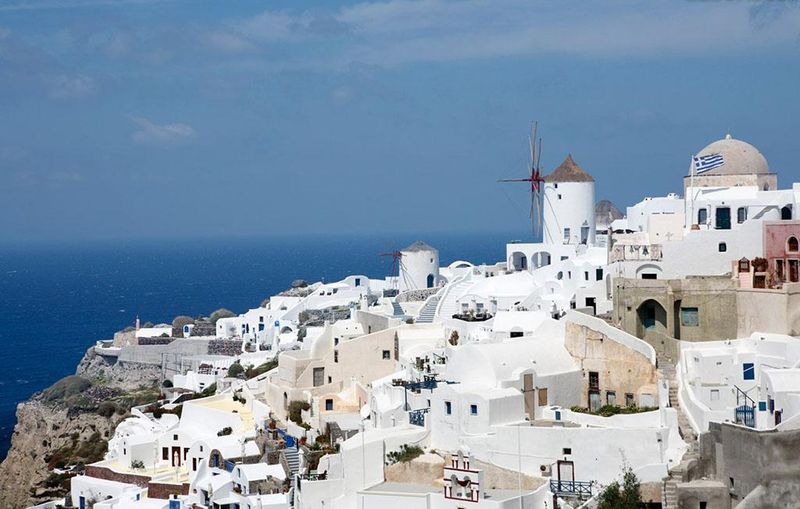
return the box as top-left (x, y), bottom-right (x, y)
top-left (788, 236), bottom-right (799, 253)
top-left (782, 206), bottom-right (793, 220)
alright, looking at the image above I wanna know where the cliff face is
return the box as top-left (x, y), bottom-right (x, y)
top-left (0, 348), bottom-right (162, 509)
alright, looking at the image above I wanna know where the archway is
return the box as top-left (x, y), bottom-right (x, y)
top-left (509, 251), bottom-right (527, 271)
top-left (636, 299), bottom-right (668, 339)
top-left (427, 274), bottom-right (435, 288)
top-left (530, 251), bottom-right (552, 269)
top-left (782, 205), bottom-right (793, 220)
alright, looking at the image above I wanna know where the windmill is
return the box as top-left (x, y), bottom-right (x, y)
top-left (379, 250), bottom-right (403, 296)
top-left (498, 122), bottom-right (545, 236)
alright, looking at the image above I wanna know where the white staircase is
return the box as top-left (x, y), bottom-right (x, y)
top-left (435, 276), bottom-right (473, 319)
top-left (416, 295), bottom-right (440, 323)
top-left (391, 301), bottom-right (404, 317)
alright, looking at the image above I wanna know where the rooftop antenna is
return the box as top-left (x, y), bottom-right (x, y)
top-left (498, 121), bottom-right (545, 238)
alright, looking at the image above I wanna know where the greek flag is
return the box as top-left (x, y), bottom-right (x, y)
top-left (693, 153), bottom-right (725, 174)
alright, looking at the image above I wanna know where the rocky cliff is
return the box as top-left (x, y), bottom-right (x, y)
top-left (0, 348), bottom-right (162, 509)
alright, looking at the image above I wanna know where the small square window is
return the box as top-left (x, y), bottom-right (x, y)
top-left (681, 307), bottom-right (699, 327)
top-left (382, 350), bottom-right (391, 360)
top-left (325, 399), bottom-right (333, 411)
top-left (719, 242), bottom-right (727, 252)
top-left (470, 404), bottom-right (478, 415)
top-left (173, 434), bottom-right (178, 441)
top-left (563, 447), bottom-right (572, 455)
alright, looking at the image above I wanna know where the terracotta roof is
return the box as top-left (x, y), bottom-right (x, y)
top-left (544, 154), bottom-right (594, 183)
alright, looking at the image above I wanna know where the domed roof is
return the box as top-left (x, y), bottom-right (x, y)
top-left (544, 154), bottom-right (594, 183)
top-left (691, 134), bottom-right (769, 176)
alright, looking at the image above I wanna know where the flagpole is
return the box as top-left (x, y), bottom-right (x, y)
top-left (690, 154), bottom-right (695, 229)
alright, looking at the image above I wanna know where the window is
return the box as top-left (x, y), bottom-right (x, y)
top-left (776, 259), bottom-right (785, 281)
top-left (334, 350), bottom-right (338, 363)
top-left (698, 208), bottom-right (708, 224)
top-left (681, 307), bottom-right (699, 327)
top-left (737, 207), bottom-right (747, 223)
top-left (558, 194), bottom-right (562, 200)
top-left (596, 268), bottom-right (603, 281)
top-left (641, 273), bottom-right (657, 280)
top-left (354, 278), bottom-right (361, 287)
top-left (313, 367), bottom-right (324, 387)
top-left (782, 205), bottom-right (792, 220)
top-left (759, 401), bottom-right (767, 411)
top-left (588, 371), bottom-right (599, 389)
top-left (718, 242), bottom-right (727, 252)
top-left (606, 391), bottom-right (616, 406)
top-left (584, 271), bottom-right (589, 280)
top-left (162, 447), bottom-right (169, 460)
top-left (325, 399), bottom-right (333, 411)
top-left (710, 389), bottom-right (720, 401)
top-left (445, 401), bottom-right (452, 415)
top-left (334, 337), bottom-right (339, 346)
top-left (563, 448), bottom-right (572, 455)
top-left (625, 393), bottom-right (635, 407)
top-left (788, 236), bottom-right (799, 253)
top-left (382, 350), bottom-right (391, 360)
top-left (743, 363), bottom-right (755, 380)
top-left (470, 404), bottom-right (478, 415)
top-left (563, 228), bottom-right (570, 243)
top-left (173, 434), bottom-right (178, 441)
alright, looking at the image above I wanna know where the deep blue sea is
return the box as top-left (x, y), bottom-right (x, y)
top-left (0, 231), bottom-right (524, 461)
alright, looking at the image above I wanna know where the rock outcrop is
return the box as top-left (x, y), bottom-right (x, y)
top-left (0, 347), bottom-right (162, 508)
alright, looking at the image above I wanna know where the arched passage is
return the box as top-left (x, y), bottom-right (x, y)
top-left (637, 299), bottom-right (668, 339)
top-left (509, 251), bottom-right (527, 271)
top-left (530, 251), bottom-right (552, 269)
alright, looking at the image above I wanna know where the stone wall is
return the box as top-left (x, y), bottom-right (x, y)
top-left (565, 321), bottom-right (658, 408)
top-left (208, 339), bottom-right (243, 356)
top-left (137, 337), bottom-right (175, 346)
top-left (396, 288), bottom-right (439, 303)
top-left (695, 422), bottom-right (800, 506)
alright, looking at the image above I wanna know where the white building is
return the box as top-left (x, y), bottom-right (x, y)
top-left (399, 241), bottom-right (440, 291)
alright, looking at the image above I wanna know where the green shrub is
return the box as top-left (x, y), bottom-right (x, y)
top-left (288, 400), bottom-right (311, 426)
top-left (245, 359), bottom-right (278, 378)
top-left (597, 464), bottom-right (642, 509)
top-left (200, 383), bottom-right (217, 397)
top-left (570, 405), bottom-right (657, 417)
top-left (228, 362), bottom-right (244, 378)
top-left (96, 402), bottom-right (117, 418)
top-left (41, 376), bottom-right (92, 404)
top-left (172, 315), bottom-right (194, 337)
top-left (209, 308), bottom-right (235, 324)
top-left (131, 459), bottom-right (145, 470)
top-left (386, 444), bottom-right (423, 464)
top-left (217, 426), bottom-right (232, 436)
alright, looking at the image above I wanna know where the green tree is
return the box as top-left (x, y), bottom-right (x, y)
top-left (597, 464), bottom-right (642, 509)
top-left (209, 308), bottom-right (235, 324)
top-left (227, 362), bottom-right (244, 378)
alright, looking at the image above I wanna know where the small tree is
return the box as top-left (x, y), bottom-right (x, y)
top-left (172, 315), bottom-right (195, 337)
top-left (597, 464), bottom-right (642, 509)
top-left (209, 308), bottom-right (235, 324)
top-left (228, 362), bottom-right (244, 378)
top-left (448, 330), bottom-right (459, 346)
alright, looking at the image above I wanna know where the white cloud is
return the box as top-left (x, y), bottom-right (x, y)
top-left (49, 73), bottom-right (96, 98)
top-left (129, 116), bottom-right (195, 146)
top-left (235, 0), bottom-right (800, 69)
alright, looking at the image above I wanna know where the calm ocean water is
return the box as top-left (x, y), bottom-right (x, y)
top-left (0, 231), bottom-right (524, 460)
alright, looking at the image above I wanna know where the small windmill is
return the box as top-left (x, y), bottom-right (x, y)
top-left (498, 121), bottom-right (545, 236)
top-left (380, 250), bottom-right (403, 293)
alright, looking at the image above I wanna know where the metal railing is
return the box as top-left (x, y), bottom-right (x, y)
top-left (549, 480), bottom-right (593, 498)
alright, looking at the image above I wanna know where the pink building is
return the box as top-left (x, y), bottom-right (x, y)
top-left (764, 221), bottom-right (800, 283)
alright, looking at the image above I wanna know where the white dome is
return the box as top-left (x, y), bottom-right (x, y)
top-left (691, 134), bottom-right (769, 176)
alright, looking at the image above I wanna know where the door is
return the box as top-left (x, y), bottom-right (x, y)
top-left (589, 391), bottom-right (601, 412)
top-left (715, 207), bottom-right (731, 230)
top-left (776, 410), bottom-right (782, 426)
top-left (523, 374), bottom-right (535, 420)
top-left (427, 274), bottom-right (435, 288)
top-left (585, 297), bottom-right (596, 315)
top-left (172, 446), bottom-right (181, 467)
top-left (79, 496), bottom-right (86, 509)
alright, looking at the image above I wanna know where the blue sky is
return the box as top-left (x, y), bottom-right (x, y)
top-left (1, 0), bottom-right (799, 243)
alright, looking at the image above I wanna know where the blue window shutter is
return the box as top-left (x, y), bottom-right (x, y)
top-left (743, 363), bottom-right (755, 380)
top-left (759, 401), bottom-right (767, 411)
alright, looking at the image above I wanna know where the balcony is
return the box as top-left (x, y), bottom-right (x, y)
top-left (609, 244), bottom-right (662, 263)
top-left (549, 479), bottom-right (592, 498)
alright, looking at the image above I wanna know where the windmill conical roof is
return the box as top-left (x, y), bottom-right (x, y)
top-left (544, 154), bottom-right (594, 183)
top-left (402, 240), bottom-right (437, 253)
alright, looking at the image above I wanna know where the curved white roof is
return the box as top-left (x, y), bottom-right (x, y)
top-left (691, 135), bottom-right (769, 176)
top-left (444, 337), bottom-right (577, 387)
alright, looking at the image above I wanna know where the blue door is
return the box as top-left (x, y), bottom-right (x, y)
top-left (79, 496), bottom-right (85, 509)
